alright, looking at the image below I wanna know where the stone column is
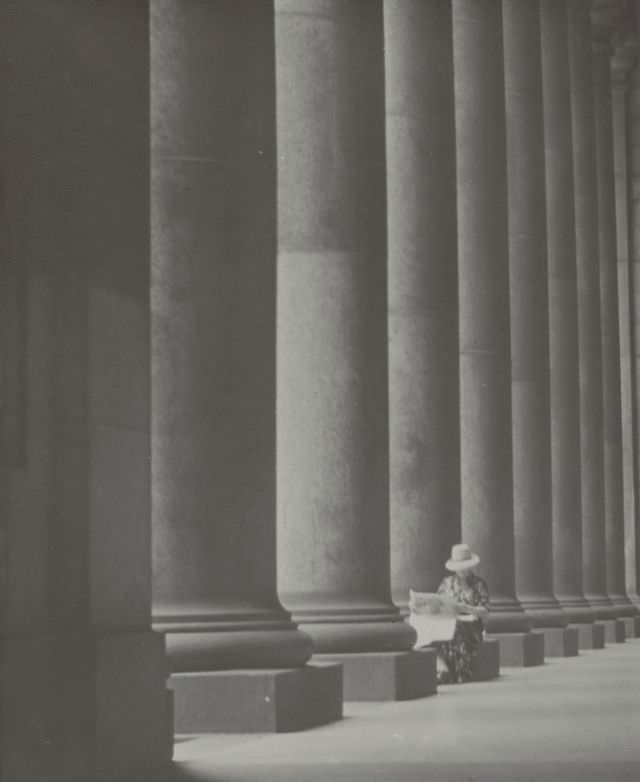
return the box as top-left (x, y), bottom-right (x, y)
top-left (593, 18), bottom-right (637, 639)
top-left (628, 58), bottom-right (640, 613)
top-left (612, 41), bottom-right (640, 638)
top-left (453, 0), bottom-right (543, 667)
top-left (568, 0), bottom-right (619, 637)
top-left (541, 0), bottom-right (604, 651)
top-left (612, 58), bottom-right (637, 599)
top-left (150, 0), bottom-right (340, 732)
top-left (386, 1), bottom-right (460, 605)
top-left (276, 0), bottom-right (435, 700)
top-left (503, 0), bottom-right (576, 659)
top-left (0, 3), bottom-right (171, 780)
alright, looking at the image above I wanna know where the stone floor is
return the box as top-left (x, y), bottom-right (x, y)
top-left (173, 639), bottom-right (640, 782)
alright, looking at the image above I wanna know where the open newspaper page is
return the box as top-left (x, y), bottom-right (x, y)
top-left (408, 589), bottom-right (457, 647)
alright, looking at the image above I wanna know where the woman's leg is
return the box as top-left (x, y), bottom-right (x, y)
top-left (432, 641), bottom-right (456, 683)
top-left (455, 624), bottom-right (483, 682)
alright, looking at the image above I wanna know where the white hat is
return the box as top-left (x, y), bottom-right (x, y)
top-left (445, 543), bottom-right (480, 572)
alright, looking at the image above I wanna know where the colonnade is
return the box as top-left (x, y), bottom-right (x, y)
top-left (150, 0), bottom-right (640, 724)
top-left (2, 1), bottom-right (640, 780)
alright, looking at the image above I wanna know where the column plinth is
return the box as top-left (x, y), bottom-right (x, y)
top-left (151, 0), bottom-right (339, 731)
top-left (275, 0), bottom-right (433, 699)
top-left (568, 0), bottom-right (618, 622)
top-left (503, 0), bottom-right (569, 640)
top-left (385, 0), bottom-right (460, 611)
top-left (453, 0), bottom-right (539, 665)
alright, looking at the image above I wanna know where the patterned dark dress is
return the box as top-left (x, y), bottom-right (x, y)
top-left (432, 572), bottom-right (490, 683)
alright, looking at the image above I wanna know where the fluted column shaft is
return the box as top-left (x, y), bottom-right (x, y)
top-left (151, 0), bottom-right (312, 672)
top-left (503, 0), bottom-right (566, 629)
top-left (611, 66), bottom-right (636, 602)
top-left (275, 0), bottom-right (414, 653)
top-left (453, 0), bottom-right (530, 634)
top-left (593, 34), bottom-right (637, 617)
top-left (612, 56), bottom-right (639, 607)
top-left (568, 0), bottom-right (617, 619)
top-left (386, 0), bottom-right (459, 607)
top-left (629, 62), bottom-right (640, 603)
top-left (541, 0), bottom-right (593, 623)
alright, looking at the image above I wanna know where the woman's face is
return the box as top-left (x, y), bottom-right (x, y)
top-left (455, 567), bottom-right (473, 580)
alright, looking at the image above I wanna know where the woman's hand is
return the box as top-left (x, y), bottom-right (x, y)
top-left (455, 602), bottom-right (488, 618)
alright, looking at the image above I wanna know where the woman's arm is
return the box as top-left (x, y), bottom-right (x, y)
top-left (461, 576), bottom-right (490, 618)
top-left (455, 576), bottom-right (490, 618)
top-left (456, 602), bottom-right (489, 618)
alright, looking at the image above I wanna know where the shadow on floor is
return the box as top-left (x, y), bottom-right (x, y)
top-left (173, 765), bottom-right (226, 782)
top-left (172, 760), bottom-right (640, 782)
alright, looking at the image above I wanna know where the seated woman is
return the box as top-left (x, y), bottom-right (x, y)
top-left (432, 543), bottom-right (489, 684)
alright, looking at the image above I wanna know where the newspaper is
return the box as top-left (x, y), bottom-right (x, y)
top-left (408, 589), bottom-right (457, 647)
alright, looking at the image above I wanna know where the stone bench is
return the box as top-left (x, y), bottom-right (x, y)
top-left (470, 637), bottom-right (500, 681)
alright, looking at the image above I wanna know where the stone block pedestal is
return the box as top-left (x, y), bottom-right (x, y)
top-left (532, 626), bottom-right (579, 657)
top-left (576, 622), bottom-right (606, 649)
top-left (619, 617), bottom-right (636, 638)
top-left (601, 618), bottom-right (626, 643)
top-left (1, 632), bottom-right (172, 782)
top-left (171, 662), bottom-right (342, 733)
top-left (487, 631), bottom-right (545, 667)
top-left (620, 615), bottom-right (640, 637)
top-left (470, 638), bottom-right (501, 681)
top-left (315, 650), bottom-right (436, 701)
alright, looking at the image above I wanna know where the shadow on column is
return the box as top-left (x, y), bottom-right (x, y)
top-left (150, 0), bottom-right (342, 734)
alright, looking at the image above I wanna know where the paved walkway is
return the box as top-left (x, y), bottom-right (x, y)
top-left (174, 639), bottom-right (640, 782)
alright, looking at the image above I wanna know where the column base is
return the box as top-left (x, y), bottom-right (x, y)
top-left (601, 618), bottom-right (626, 644)
top-left (1, 631), bottom-right (171, 782)
top-left (576, 621), bottom-right (606, 649)
top-left (293, 614), bottom-right (416, 654)
top-left (532, 626), bottom-right (579, 657)
top-left (314, 649), bottom-right (436, 701)
top-left (486, 631), bottom-right (544, 667)
top-left (520, 596), bottom-right (568, 628)
top-left (157, 615), bottom-right (315, 672)
top-left (170, 662), bottom-right (342, 733)
top-left (585, 596), bottom-right (620, 620)
top-left (555, 597), bottom-right (597, 624)
top-left (608, 597), bottom-right (639, 618)
top-left (470, 638), bottom-right (500, 681)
